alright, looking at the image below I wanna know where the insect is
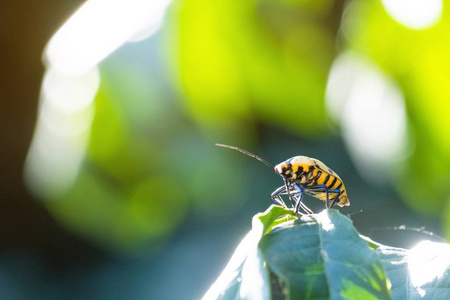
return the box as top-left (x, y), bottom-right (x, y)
top-left (216, 143), bottom-right (350, 216)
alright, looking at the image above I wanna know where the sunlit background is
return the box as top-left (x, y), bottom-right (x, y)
top-left (1, 0), bottom-right (450, 298)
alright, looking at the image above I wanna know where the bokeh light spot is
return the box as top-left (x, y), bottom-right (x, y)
top-left (326, 53), bottom-right (409, 182)
top-left (381, 0), bottom-right (442, 30)
top-left (45, 0), bottom-right (172, 75)
top-left (408, 241), bottom-right (450, 297)
top-left (25, 68), bottom-right (99, 198)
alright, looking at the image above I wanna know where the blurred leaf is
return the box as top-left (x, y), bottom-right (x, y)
top-left (259, 209), bottom-right (390, 299)
top-left (168, 0), bottom-right (340, 135)
top-left (164, 137), bottom-right (251, 218)
top-left (341, 0), bottom-right (450, 215)
top-left (46, 168), bottom-right (125, 249)
top-left (89, 87), bottom-right (161, 186)
top-left (396, 143), bottom-right (449, 215)
top-left (47, 69), bottom-right (193, 250)
top-left (47, 168), bottom-right (188, 252)
top-left (100, 52), bottom-right (174, 131)
top-left (118, 177), bottom-right (188, 246)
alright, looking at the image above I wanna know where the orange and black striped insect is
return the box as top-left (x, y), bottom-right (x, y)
top-left (216, 143), bottom-right (350, 216)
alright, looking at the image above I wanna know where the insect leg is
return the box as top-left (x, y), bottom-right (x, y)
top-left (329, 191), bottom-right (342, 209)
top-left (294, 194), bottom-right (313, 216)
top-left (293, 183), bottom-right (314, 216)
top-left (284, 180), bottom-right (296, 207)
top-left (305, 185), bottom-right (341, 209)
top-left (324, 189), bottom-right (341, 209)
top-left (294, 191), bottom-right (303, 217)
top-left (299, 201), bottom-right (313, 215)
top-left (271, 186), bottom-right (289, 208)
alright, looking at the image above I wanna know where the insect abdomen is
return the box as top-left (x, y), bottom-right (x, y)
top-left (314, 170), bottom-right (339, 188)
top-left (302, 166), bottom-right (349, 206)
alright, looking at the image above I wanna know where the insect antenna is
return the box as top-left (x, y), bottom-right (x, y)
top-left (215, 143), bottom-right (275, 169)
top-left (346, 210), bottom-right (363, 218)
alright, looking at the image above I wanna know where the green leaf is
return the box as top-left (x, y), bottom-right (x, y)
top-left (203, 205), bottom-right (294, 300)
top-left (257, 205), bottom-right (296, 236)
top-left (168, 0), bottom-right (336, 135)
top-left (376, 241), bottom-right (450, 299)
top-left (259, 209), bottom-right (390, 299)
top-left (205, 206), bottom-right (450, 299)
top-left (202, 230), bottom-right (268, 300)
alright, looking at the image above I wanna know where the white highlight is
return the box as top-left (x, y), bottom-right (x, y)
top-left (326, 53), bottom-right (409, 182)
top-left (45, 0), bottom-right (172, 75)
top-left (318, 210), bottom-right (335, 232)
top-left (25, 68), bottom-right (100, 198)
top-left (202, 232), bottom-right (249, 300)
top-left (409, 241), bottom-right (450, 297)
top-left (26, 0), bottom-right (173, 197)
top-left (239, 242), bottom-right (266, 299)
top-left (382, 0), bottom-right (442, 30)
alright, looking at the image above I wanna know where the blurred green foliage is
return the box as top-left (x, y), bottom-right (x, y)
top-left (342, 0), bottom-right (450, 216)
top-left (168, 0), bottom-right (340, 134)
top-left (35, 0), bottom-right (450, 253)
